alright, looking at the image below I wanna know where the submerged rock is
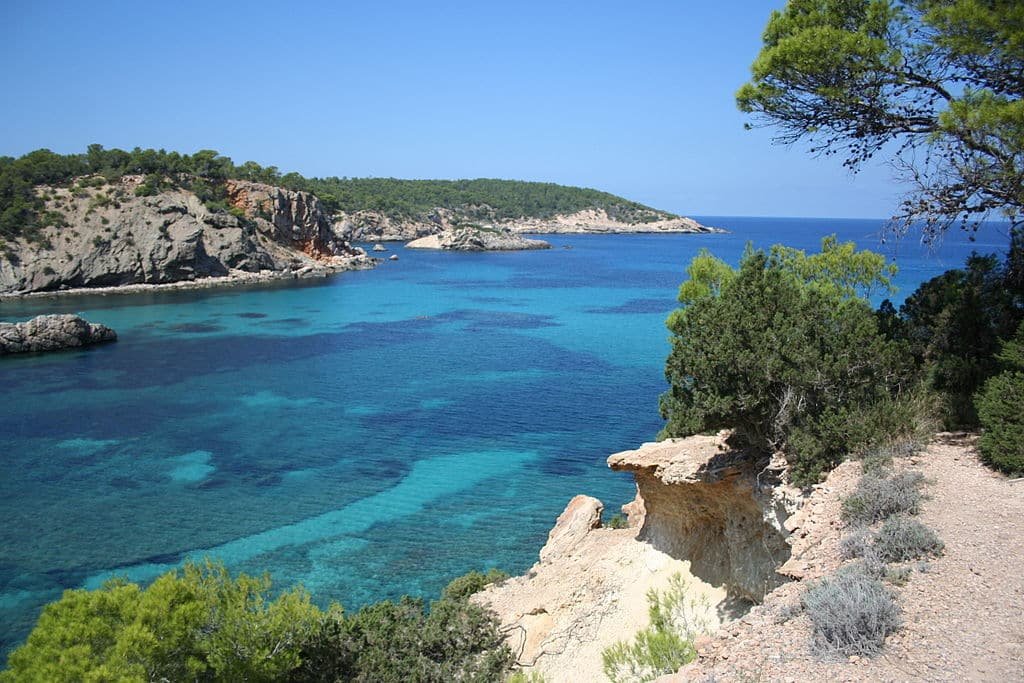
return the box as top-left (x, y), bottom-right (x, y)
top-left (0, 314), bottom-right (116, 355)
top-left (372, 243), bottom-right (388, 252)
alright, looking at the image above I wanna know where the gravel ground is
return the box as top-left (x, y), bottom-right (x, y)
top-left (671, 433), bottom-right (1024, 682)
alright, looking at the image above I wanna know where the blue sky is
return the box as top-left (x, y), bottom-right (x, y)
top-left (1, 0), bottom-right (902, 219)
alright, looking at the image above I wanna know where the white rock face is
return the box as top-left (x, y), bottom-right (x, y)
top-left (405, 227), bottom-right (550, 251)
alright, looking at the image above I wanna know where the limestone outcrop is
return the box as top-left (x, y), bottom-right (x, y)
top-left (475, 432), bottom-right (803, 682)
top-left (0, 177), bottom-right (373, 295)
top-left (608, 433), bottom-right (798, 603)
top-left (0, 314), bottom-right (116, 354)
top-left (405, 227), bottom-right (551, 251)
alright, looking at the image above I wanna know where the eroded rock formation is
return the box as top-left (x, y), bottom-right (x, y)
top-left (608, 433), bottom-right (798, 603)
top-left (0, 314), bottom-right (116, 354)
top-left (475, 432), bottom-right (804, 682)
top-left (0, 177), bottom-right (372, 295)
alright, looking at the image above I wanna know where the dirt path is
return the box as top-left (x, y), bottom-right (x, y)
top-left (684, 433), bottom-right (1024, 682)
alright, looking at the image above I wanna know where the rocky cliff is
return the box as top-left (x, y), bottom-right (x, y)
top-left (607, 434), bottom-right (798, 603)
top-left (0, 314), bottom-right (116, 354)
top-left (405, 227), bottom-right (551, 251)
top-left (335, 208), bottom-right (721, 242)
top-left (0, 177), bottom-right (373, 296)
top-left (475, 431), bottom-right (804, 682)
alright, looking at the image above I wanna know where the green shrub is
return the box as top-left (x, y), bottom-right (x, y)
top-left (607, 513), bottom-right (630, 529)
top-left (293, 593), bottom-right (512, 683)
top-left (1, 560), bottom-right (321, 682)
top-left (977, 371), bottom-right (1024, 473)
top-left (660, 239), bottom-right (915, 486)
top-left (841, 471), bottom-right (924, 526)
top-left (976, 322), bottom-right (1024, 474)
top-left (874, 516), bottom-right (945, 563)
top-left (802, 569), bottom-right (902, 658)
top-left (440, 568), bottom-right (508, 602)
top-left (601, 574), bottom-right (707, 682)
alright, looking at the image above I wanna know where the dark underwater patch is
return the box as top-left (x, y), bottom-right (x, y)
top-left (259, 317), bottom-right (310, 327)
top-left (585, 298), bottom-right (674, 315)
top-left (168, 322), bottom-right (225, 334)
top-left (236, 312), bottom-right (268, 319)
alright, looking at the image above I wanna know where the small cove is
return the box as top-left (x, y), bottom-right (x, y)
top-left (0, 219), bottom-right (1011, 655)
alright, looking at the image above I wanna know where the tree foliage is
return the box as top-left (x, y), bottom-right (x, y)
top-left (0, 145), bottom-right (672, 242)
top-left (975, 321), bottom-right (1024, 473)
top-left (0, 560), bottom-right (321, 682)
top-left (2, 563), bottom-right (512, 683)
top-left (878, 230), bottom-right (1023, 425)
top-left (737, 0), bottom-right (1024, 239)
top-left (660, 238), bottom-right (915, 485)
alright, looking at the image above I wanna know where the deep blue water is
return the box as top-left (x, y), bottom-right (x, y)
top-left (0, 216), bottom-right (1014, 655)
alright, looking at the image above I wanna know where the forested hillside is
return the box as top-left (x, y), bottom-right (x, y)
top-left (0, 146), bottom-right (673, 242)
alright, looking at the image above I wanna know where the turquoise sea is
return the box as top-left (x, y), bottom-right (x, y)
top-left (0, 216), bottom-right (1014, 655)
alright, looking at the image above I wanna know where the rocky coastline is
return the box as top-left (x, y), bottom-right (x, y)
top-left (0, 177), bottom-right (373, 297)
top-left (405, 227), bottom-right (551, 251)
top-left (336, 207), bottom-right (722, 243)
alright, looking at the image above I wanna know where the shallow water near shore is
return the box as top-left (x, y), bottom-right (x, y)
top-left (0, 217), bottom-right (1012, 655)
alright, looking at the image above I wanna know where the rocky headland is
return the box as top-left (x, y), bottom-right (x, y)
top-left (336, 208), bottom-right (722, 243)
top-left (0, 177), bottom-right (374, 297)
top-left (0, 314), bottom-right (116, 354)
top-left (405, 227), bottom-right (551, 251)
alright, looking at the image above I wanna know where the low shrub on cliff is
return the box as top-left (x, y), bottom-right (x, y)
top-left (601, 574), bottom-right (708, 683)
top-left (841, 470), bottom-right (924, 526)
top-left (802, 568), bottom-right (902, 658)
top-left (660, 239), bottom-right (918, 486)
top-left (440, 567), bottom-right (508, 602)
top-left (874, 516), bottom-right (945, 563)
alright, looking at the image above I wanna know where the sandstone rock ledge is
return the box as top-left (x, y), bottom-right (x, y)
top-left (405, 227), bottom-right (551, 251)
top-left (474, 432), bottom-right (805, 683)
top-left (0, 314), bottom-right (116, 355)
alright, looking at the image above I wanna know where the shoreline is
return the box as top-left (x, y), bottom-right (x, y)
top-left (0, 258), bottom-right (377, 302)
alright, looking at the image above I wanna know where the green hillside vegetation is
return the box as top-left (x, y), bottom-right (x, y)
top-left (661, 232), bottom-right (1023, 486)
top-left (0, 146), bottom-right (673, 242)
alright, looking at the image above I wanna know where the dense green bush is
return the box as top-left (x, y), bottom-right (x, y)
top-left (293, 570), bottom-right (512, 683)
top-left (3, 563), bottom-right (513, 683)
top-left (1, 560), bottom-right (321, 682)
top-left (976, 322), bottom-right (1024, 474)
top-left (880, 232), bottom-right (1024, 427)
top-left (660, 238), bottom-right (917, 486)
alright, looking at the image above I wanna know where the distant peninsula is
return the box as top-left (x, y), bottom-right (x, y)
top-left (0, 146), bottom-right (719, 296)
